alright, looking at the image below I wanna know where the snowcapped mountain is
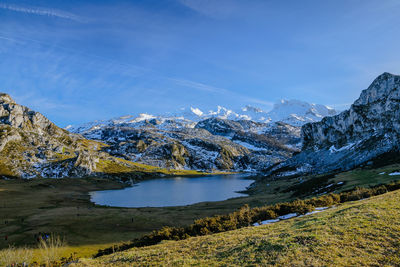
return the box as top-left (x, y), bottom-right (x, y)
top-left (266, 100), bottom-right (337, 126)
top-left (0, 93), bottom-right (173, 180)
top-left (175, 100), bottom-right (336, 125)
top-left (66, 100), bottom-right (336, 135)
top-left (64, 99), bottom-right (335, 172)
top-left (269, 72), bottom-right (400, 177)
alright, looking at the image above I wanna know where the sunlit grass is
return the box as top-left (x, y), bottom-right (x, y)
top-left (75, 190), bottom-right (400, 266)
top-left (0, 245), bottom-right (33, 266)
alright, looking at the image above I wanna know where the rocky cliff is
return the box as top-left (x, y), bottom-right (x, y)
top-left (0, 94), bottom-right (199, 179)
top-left (270, 72), bottom-right (400, 176)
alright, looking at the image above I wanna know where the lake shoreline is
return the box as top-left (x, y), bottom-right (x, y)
top-left (89, 173), bottom-right (255, 208)
top-left (0, 175), bottom-right (266, 259)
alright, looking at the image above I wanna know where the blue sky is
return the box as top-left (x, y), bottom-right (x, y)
top-left (1, 0), bottom-right (400, 127)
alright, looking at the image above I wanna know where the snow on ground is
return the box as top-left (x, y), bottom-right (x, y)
top-left (329, 142), bottom-right (358, 153)
top-left (379, 172), bottom-right (386, 175)
top-left (389, 172), bottom-right (400, 176)
top-left (253, 207), bottom-right (329, 226)
top-left (278, 213), bottom-right (298, 220)
top-left (277, 164), bottom-right (312, 177)
top-left (232, 140), bottom-right (267, 151)
top-left (252, 219), bottom-right (279, 226)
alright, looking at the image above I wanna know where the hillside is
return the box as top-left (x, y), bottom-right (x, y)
top-left (0, 93), bottom-right (205, 179)
top-left (76, 189), bottom-right (400, 266)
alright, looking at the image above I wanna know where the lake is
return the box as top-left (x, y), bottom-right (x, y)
top-left (89, 174), bottom-right (254, 207)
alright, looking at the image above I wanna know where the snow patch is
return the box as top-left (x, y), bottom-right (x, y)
top-left (252, 219), bottom-right (279, 226)
top-left (190, 107), bottom-right (203, 116)
top-left (233, 140), bottom-right (267, 151)
top-left (278, 213), bottom-right (298, 220)
top-left (329, 141), bottom-right (359, 153)
top-left (253, 207), bottom-right (330, 226)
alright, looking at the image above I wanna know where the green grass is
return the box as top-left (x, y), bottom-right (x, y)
top-left (249, 163), bottom-right (400, 200)
top-left (95, 157), bottom-right (218, 177)
top-left (76, 189), bottom-right (400, 266)
top-left (1, 164), bottom-right (400, 264)
top-left (0, 176), bottom-right (248, 261)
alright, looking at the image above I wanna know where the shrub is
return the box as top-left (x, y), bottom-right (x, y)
top-left (251, 208), bottom-right (277, 222)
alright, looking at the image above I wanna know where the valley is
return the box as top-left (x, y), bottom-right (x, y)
top-left (2, 163), bottom-right (400, 262)
top-left (2, 1), bottom-right (400, 265)
top-left (1, 72), bottom-right (400, 265)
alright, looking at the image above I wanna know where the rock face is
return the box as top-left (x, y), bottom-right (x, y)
top-left (270, 72), bottom-right (400, 176)
top-left (0, 94), bottom-right (181, 179)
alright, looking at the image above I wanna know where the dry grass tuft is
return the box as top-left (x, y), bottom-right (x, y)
top-left (0, 245), bottom-right (33, 266)
top-left (38, 235), bottom-right (66, 266)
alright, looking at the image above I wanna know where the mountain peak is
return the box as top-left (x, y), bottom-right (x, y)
top-left (266, 99), bottom-right (336, 126)
top-left (0, 93), bottom-right (15, 104)
top-left (242, 105), bottom-right (263, 113)
top-left (190, 107), bottom-right (203, 116)
top-left (354, 72), bottom-right (400, 106)
top-left (276, 72), bottom-right (400, 176)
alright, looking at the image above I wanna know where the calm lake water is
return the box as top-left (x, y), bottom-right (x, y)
top-left (90, 174), bottom-right (254, 207)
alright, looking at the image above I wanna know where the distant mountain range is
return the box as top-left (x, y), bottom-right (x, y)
top-left (2, 72), bottom-right (399, 179)
top-left (66, 99), bottom-right (337, 133)
top-left (64, 100), bottom-right (337, 172)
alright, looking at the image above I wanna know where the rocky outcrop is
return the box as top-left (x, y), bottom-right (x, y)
top-left (0, 94), bottom-right (180, 179)
top-left (270, 72), bottom-right (400, 176)
top-left (74, 115), bottom-right (301, 172)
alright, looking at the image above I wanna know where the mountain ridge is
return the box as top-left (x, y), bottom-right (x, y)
top-left (66, 100), bottom-right (337, 133)
top-left (64, 99), bottom-right (335, 172)
top-left (0, 93), bottom-right (206, 179)
top-left (269, 72), bottom-right (400, 177)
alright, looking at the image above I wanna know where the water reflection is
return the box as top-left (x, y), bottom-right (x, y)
top-left (90, 174), bottom-right (253, 207)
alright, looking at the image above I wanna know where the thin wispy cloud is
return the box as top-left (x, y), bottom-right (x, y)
top-left (243, 97), bottom-right (274, 108)
top-left (170, 78), bottom-right (231, 94)
top-left (0, 35), bottom-right (16, 42)
top-left (178, 0), bottom-right (237, 18)
top-left (2, 0), bottom-right (398, 125)
top-left (171, 78), bottom-right (273, 108)
top-left (0, 3), bottom-right (86, 22)
top-left (0, 35), bottom-right (24, 46)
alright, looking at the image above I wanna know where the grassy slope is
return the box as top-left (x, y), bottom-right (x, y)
top-left (0, 176), bottom-right (243, 261)
top-left (2, 164), bottom-right (400, 263)
top-left (77, 189), bottom-right (400, 266)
